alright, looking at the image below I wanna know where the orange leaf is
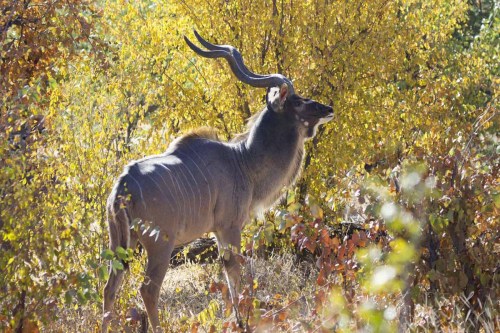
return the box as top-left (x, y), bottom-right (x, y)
top-left (347, 240), bottom-right (355, 255)
top-left (338, 246), bottom-right (346, 260)
top-left (352, 232), bottom-right (360, 245)
top-left (317, 268), bottom-right (327, 286)
top-left (191, 322), bottom-right (200, 333)
top-left (304, 239), bottom-right (317, 253)
top-left (319, 228), bottom-right (330, 246)
top-left (21, 319), bottom-right (39, 333)
top-left (278, 311), bottom-right (288, 322)
top-left (209, 282), bottom-right (219, 293)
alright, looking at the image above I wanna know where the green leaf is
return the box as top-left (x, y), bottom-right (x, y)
top-left (98, 265), bottom-right (109, 281)
top-left (115, 246), bottom-right (128, 261)
top-left (288, 202), bottom-right (302, 213)
top-left (493, 193), bottom-right (500, 208)
top-left (100, 249), bottom-right (114, 260)
top-left (111, 259), bottom-right (124, 274)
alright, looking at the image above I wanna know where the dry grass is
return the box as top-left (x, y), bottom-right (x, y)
top-left (408, 296), bottom-right (498, 333)
top-left (157, 253), bottom-right (319, 332)
top-left (46, 253), bottom-right (498, 332)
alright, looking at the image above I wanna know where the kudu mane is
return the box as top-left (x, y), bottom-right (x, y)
top-left (175, 127), bottom-right (220, 146)
top-left (176, 110), bottom-right (264, 145)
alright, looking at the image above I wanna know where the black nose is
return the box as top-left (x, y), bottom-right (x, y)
top-left (321, 104), bottom-right (333, 115)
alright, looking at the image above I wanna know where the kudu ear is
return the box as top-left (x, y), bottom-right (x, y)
top-left (266, 83), bottom-right (290, 112)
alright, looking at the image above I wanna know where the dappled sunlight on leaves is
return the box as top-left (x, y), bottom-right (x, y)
top-left (1, 0), bottom-right (498, 331)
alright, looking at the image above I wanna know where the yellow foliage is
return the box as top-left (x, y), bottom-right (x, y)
top-left (0, 0), bottom-right (497, 330)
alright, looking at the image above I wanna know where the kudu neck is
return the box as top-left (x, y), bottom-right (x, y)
top-left (237, 108), bottom-right (305, 208)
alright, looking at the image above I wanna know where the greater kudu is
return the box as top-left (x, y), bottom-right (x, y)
top-left (102, 31), bottom-right (333, 332)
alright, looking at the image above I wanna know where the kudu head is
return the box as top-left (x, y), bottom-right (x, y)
top-left (184, 30), bottom-right (334, 139)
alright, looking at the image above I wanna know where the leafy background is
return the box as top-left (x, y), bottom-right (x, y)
top-left (1, 0), bottom-right (498, 332)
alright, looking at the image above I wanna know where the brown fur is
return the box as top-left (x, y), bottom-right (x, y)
top-left (176, 127), bottom-right (220, 146)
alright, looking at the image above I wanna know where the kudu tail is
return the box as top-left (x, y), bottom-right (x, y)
top-left (107, 197), bottom-right (131, 269)
top-left (103, 195), bottom-right (131, 331)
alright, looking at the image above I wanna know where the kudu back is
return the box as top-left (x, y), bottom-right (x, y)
top-left (102, 31), bottom-right (333, 332)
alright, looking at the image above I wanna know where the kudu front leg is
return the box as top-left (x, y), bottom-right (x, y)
top-left (215, 228), bottom-right (243, 318)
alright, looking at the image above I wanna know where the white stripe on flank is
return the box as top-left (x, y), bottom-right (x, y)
top-left (158, 164), bottom-right (186, 226)
top-left (177, 151), bottom-right (203, 215)
top-left (185, 146), bottom-right (213, 212)
top-left (176, 163), bottom-right (195, 222)
top-left (128, 174), bottom-right (147, 211)
top-left (155, 171), bottom-right (176, 208)
top-left (148, 172), bottom-right (175, 213)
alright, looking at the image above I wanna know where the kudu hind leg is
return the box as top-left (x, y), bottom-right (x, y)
top-left (102, 234), bottom-right (138, 332)
top-left (140, 240), bottom-right (175, 333)
top-left (102, 265), bottom-right (125, 332)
